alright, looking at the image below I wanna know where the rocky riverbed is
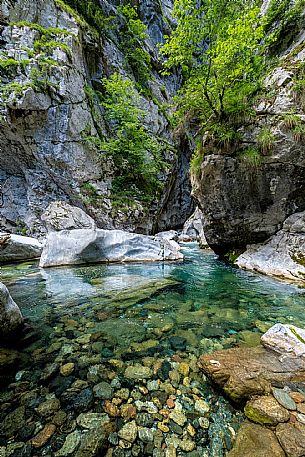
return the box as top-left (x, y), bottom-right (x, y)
top-left (1, 245), bottom-right (305, 456)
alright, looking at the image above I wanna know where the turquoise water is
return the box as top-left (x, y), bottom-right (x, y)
top-left (1, 243), bottom-right (305, 456)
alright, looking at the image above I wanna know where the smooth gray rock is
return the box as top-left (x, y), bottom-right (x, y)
top-left (236, 211), bottom-right (305, 282)
top-left (42, 201), bottom-right (96, 232)
top-left (0, 233), bottom-right (43, 263)
top-left (39, 229), bottom-right (183, 267)
top-left (156, 230), bottom-right (178, 241)
top-left (0, 282), bottom-right (23, 339)
top-left (261, 323), bottom-right (305, 358)
top-left (272, 388), bottom-right (296, 411)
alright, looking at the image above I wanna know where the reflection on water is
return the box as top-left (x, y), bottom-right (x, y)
top-left (0, 243), bottom-right (305, 456)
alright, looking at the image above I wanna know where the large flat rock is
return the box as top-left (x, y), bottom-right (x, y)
top-left (40, 229), bottom-right (183, 268)
top-left (0, 233), bottom-right (43, 263)
top-left (236, 211), bottom-right (305, 282)
top-left (198, 346), bottom-right (305, 402)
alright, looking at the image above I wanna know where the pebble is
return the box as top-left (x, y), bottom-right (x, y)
top-left (178, 363), bottom-right (190, 377)
top-left (104, 401), bottom-right (120, 417)
top-left (60, 362), bottom-right (75, 376)
top-left (158, 422), bottom-right (170, 433)
top-left (169, 410), bottom-right (187, 426)
top-left (55, 430), bottom-right (81, 456)
top-left (138, 427), bottom-right (154, 442)
top-left (76, 412), bottom-right (110, 429)
top-left (121, 404), bottom-right (137, 420)
top-left (115, 388), bottom-right (130, 400)
top-left (31, 424), bottom-right (56, 448)
top-left (124, 365), bottom-right (152, 379)
top-left (198, 417), bottom-right (209, 429)
top-left (297, 413), bottom-right (305, 424)
top-left (147, 380), bottom-right (159, 391)
top-left (118, 420), bottom-right (138, 443)
top-left (195, 399), bottom-right (210, 415)
top-left (272, 387), bottom-right (296, 411)
top-left (169, 336), bottom-right (187, 351)
top-left (36, 398), bottom-right (60, 417)
top-left (297, 404), bottom-right (305, 414)
top-left (93, 381), bottom-right (113, 399)
top-left (289, 391), bottom-right (305, 403)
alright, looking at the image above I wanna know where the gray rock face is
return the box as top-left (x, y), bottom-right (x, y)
top-left (39, 229), bottom-right (183, 267)
top-left (0, 0), bottom-right (192, 236)
top-left (178, 207), bottom-right (208, 247)
top-left (261, 323), bottom-right (305, 358)
top-left (236, 211), bottom-right (305, 282)
top-left (42, 201), bottom-right (96, 232)
top-left (193, 58), bottom-right (305, 256)
top-left (0, 282), bottom-right (23, 339)
top-left (0, 232), bottom-right (43, 263)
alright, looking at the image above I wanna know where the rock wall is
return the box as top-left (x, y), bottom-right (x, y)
top-left (193, 27), bottom-right (305, 256)
top-left (0, 0), bottom-right (193, 236)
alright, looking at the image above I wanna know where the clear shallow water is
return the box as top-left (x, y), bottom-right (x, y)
top-left (1, 243), bottom-right (305, 456)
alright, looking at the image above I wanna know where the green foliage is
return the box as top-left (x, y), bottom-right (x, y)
top-left (292, 124), bottom-right (305, 142)
top-left (190, 145), bottom-right (205, 179)
top-left (118, 4), bottom-right (151, 88)
top-left (283, 113), bottom-right (301, 129)
top-left (264, 0), bottom-right (305, 53)
top-left (57, 0), bottom-right (112, 33)
top-left (86, 73), bottom-right (166, 206)
top-left (239, 147), bottom-right (263, 167)
top-left (256, 127), bottom-right (275, 155)
top-left (160, 0), bottom-right (266, 156)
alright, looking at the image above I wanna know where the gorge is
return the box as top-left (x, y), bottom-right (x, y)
top-left (1, 0), bottom-right (305, 456)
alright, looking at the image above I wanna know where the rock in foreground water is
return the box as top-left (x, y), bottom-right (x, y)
top-left (40, 229), bottom-right (183, 267)
top-left (0, 281), bottom-right (23, 340)
top-left (261, 323), bottom-right (305, 358)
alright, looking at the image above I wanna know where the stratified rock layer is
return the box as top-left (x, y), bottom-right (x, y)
top-left (40, 229), bottom-right (183, 267)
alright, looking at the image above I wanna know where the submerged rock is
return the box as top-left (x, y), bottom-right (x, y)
top-left (0, 281), bottom-right (23, 340)
top-left (261, 323), bottom-right (305, 358)
top-left (236, 211), bottom-right (305, 282)
top-left (39, 229), bottom-right (183, 267)
top-left (0, 232), bottom-right (43, 263)
top-left (42, 201), bottom-right (96, 232)
top-left (227, 422), bottom-right (285, 457)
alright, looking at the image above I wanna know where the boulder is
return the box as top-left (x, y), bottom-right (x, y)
top-left (0, 233), bottom-right (43, 263)
top-left (227, 422), bottom-right (285, 457)
top-left (198, 345), bottom-right (305, 402)
top-left (261, 324), bottom-right (305, 358)
top-left (276, 422), bottom-right (305, 457)
top-left (42, 201), bottom-right (96, 232)
top-left (178, 207), bottom-right (209, 247)
top-left (155, 230), bottom-right (179, 241)
top-left (236, 211), bottom-right (305, 283)
top-left (0, 282), bottom-right (23, 339)
top-left (244, 396), bottom-right (290, 425)
top-left (39, 229), bottom-right (183, 268)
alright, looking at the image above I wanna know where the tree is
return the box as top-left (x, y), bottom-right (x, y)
top-left (160, 0), bottom-right (266, 126)
top-left (88, 73), bottom-right (165, 205)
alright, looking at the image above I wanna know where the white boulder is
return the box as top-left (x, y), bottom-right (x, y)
top-left (0, 233), bottom-right (43, 263)
top-left (40, 229), bottom-right (184, 268)
top-left (261, 323), bottom-right (305, 358)
top-left (178, 207), bottom-right (209, 247)
top-left (236, 211), bottom-right (305, 282)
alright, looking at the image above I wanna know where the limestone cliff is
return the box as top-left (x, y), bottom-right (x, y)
top-left (0, 0), bottom-right (193, 236)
